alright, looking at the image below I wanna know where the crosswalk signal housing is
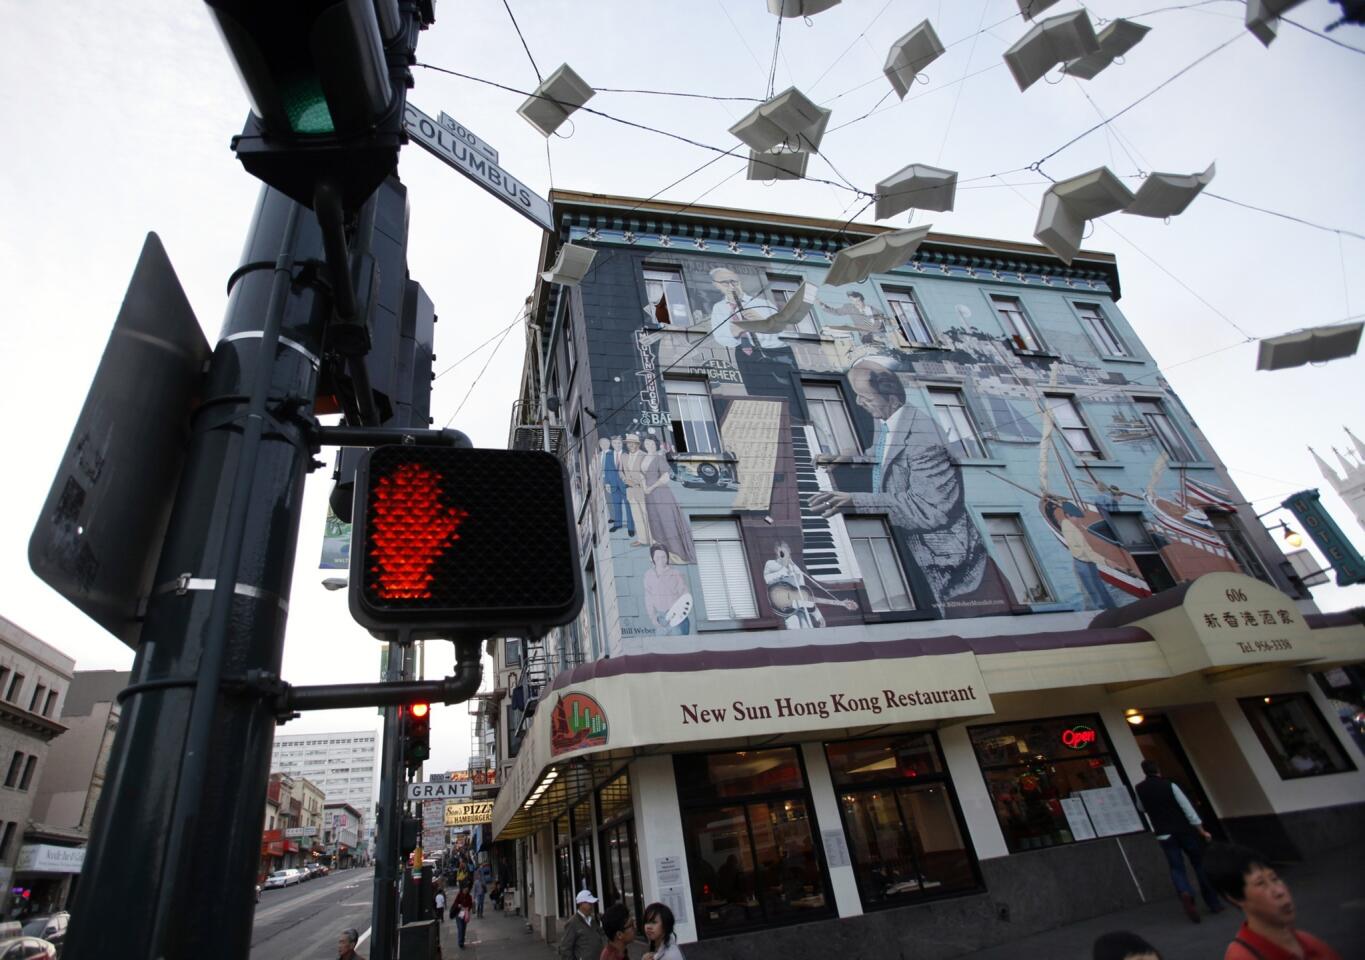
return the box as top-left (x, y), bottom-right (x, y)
top-left (348, 446), bottom-right (582, 638)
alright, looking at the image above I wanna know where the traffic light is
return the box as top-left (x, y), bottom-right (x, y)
top-left (404, 702), bottom-right (431, 769)
top-left (348, 446), bottom-right (582, 638)
top-left (204, 0), bottom-right (428, 210)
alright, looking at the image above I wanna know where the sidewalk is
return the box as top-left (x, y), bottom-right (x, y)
top-left (962, 843), bottom-right (1365, 959)
top-left (436, 904), bottom-right (555, 960)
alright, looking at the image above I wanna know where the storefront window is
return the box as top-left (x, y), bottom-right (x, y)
top-left (554, 811), bottom-right (573, 917)
top-left (969, 715), bottom-right (1143, 854)
top-left (597, 771), bottom-right (642, 923)
top-left (571, 797), bottom-right (596, 898)
top-left (1239, 693), bottom-right (1356, 780)
top-left (826, 735), bottom-right (978, 908)
top-left (674, 748), bottom-right (833, 937)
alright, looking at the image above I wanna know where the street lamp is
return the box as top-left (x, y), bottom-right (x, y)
top-left (322, 577), bottom-right (349, 591)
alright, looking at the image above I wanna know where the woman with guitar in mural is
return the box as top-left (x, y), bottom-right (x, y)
top-left (763, 542), bottom-right (857, 630)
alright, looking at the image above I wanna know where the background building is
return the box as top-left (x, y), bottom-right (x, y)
top-left (270, 729), bottom-right (379, 817)
top-left (0, 615), bottom-right (73, 918)
top-left (490, 193), bottom-right (1365, 958)
top-left (322, 802), bottom-right (364, 868)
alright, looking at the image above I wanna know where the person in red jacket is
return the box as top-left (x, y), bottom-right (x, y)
top-left (450, 884), bottom-right (475, 950)
top-left (1204, 843), bottom-right (1341, 960)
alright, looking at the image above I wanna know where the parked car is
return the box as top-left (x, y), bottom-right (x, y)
top-left (0, 936), bottom-right (57, 959)
top-left (305, 864), bottom-right (323, 879)
top-left (263, 869), bottom-right (302, 889)
top-left (20, 914), bottom-right (67, 956)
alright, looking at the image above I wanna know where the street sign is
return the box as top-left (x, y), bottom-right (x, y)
top-left (444, 801), bottom-right (494, 827)
top-left (406, 780), bottom-right (472, 801)
top-left (403, 103), bottom-right (553, 233)
top-left (284, 826), bottom-right (318, 838)
top-left (437, 111), bottom-right (499, 164)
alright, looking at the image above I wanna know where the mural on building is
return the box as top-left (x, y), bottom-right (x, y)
top-left (550, 692), bottom-right (609, 756)
top-left (564, 229), bottom-right (1246, 655)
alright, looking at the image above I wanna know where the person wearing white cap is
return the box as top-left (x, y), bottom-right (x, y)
top-left (558, 889), bottom-right (606, 960)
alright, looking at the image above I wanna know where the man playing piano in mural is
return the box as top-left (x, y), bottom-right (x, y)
top-left (707, 267), bottom-right (799, 396)
top-left (809, 355), bottom-right (1014, 616)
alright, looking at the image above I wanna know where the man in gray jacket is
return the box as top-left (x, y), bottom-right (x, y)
top-left (558, 890), bottom-right (606, 960)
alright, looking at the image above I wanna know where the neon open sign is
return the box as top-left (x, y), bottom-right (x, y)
top-left (1061, 725), bottom-right (1097, 749)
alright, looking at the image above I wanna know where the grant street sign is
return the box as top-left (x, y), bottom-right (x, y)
top-left (404, 103), bottom-right (553, 233)
top-left (407, 780), bottom-right (472, 801)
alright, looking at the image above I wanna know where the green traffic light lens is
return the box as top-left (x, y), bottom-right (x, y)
top-left (281, 75), bottom-right (335, 135)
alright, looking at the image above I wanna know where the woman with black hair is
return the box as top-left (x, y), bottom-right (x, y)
top-left (642, 902), bottom-right (684, 960)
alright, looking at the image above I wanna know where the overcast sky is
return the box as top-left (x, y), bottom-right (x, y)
top-left (2, 0), bottom-right (1361, 775)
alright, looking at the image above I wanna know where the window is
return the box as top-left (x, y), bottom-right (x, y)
top-left (643, 266), bottom-right (692, 326)
top-left (4, 752), bottom-right (22, 789)
top-left (1104, 512), bottom-right (1177, 593)
top-left (43, 691), bottom-right (57, 717)
top-left (1135, 397), bottom-right (1198, 462)
top-left (768, 275), bottom-right (818, 335)
top-left (665, 377), bottom-right (722, 454)
top-left (969, 715), bottom-right (1143, 853)
top-left (596, 772), bottom-right (642, 923)
top-left (927, 388), bottom-right (987, 460)
top-left (28, 685), bottom-right (45, 713)
top-left (1045, 394), bottom-right (1103, 460)
top-left (1074, 302), bottom-right (1128, 357)
top-left (990, 295), bottom-right (1043, 352)
top-left (1206, 512), bottom-right (1271, 583)
top-left (675, 748), bottom-right (833, 937)
top-left (0, 670), bottom-right (8, 701)
top-left (554, 811), bottom-right (574, 917)
top-left (802, 382), bottom-right (858, 456)
top-left (0, 822), bottom-right (13, 859)
top-left (692, 519), bottom-right (758, 620)
top-left (984, 515), bottom-right (1053, 603)
top-left (845, 518), bottom-right (914, 612)
top-left (18, 756), bottom-right (36, 791)
top-left (883, 286), bottom-right (934, 344)
top-left (6, 673), bottom-right (24, 702)
top-left (569, 416), bottom-right (587, 514)
top-left (1239, 693), bottom-right (1355, 779)
top-left (585, 561), bottom-right (602, 661)
top-left (504, 638), bottom-right (522, 668)
top-left (826, 735), bottom-right (978, 908)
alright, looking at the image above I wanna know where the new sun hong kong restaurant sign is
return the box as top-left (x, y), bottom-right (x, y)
top-left (679, 682), bottom-right (982, 727)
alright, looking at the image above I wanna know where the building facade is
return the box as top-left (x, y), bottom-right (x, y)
top-left (323, 802), bottom-right (365, 868)
top-left (1311, 427), bottom-right (1365, 534)
top-left (270, 729), bottom-right (379, 817)
top-left (0, 616), bottom-right (74, 919)
top-left (489, 193), bottom-right (1365, 958)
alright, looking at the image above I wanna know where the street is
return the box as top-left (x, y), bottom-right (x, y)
top-left (250, 867), bottom-right (374, 960)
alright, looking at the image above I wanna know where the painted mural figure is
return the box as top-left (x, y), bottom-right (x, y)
top-left (620, 433), bottom-right (652, 547)
top-left (1045, 496), bottom-right (1116, 609)
top-left (706, 267), bottom-right (797, 394)
top-left (819, 291), bottom-right (891, 344)
top-left (763, 541), bottom-right (856, 630)
top-left (641, 436), bottom-right (697, 563)
top-left (810, 355), bottom-right (1012, 614)
top-left (600, 436), bottom-right (634, 536)
top-left (644, 544), bottom-right (692, 636)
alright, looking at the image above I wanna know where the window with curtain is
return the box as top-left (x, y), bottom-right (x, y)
top-left (801, 382), bottom-right (859, 456)
top-left (845, 517), bottom-right (914, 612)
top-left (1135, 397), bottom-right (1198, 462)
top-left (1074, 302), bottom-right (1128, 357)
top-left (989, 295), bottom-right (1044, 352)
top-left (1045, 394), bottom-right (1103, 459)
top-left (927, 387), bottom-right (987, 460)
top-left (883, 286), bottom-right (934, 344)
top-left (983, 515), bottom-right (1053, 603)
top-left (692, 519), bottom-right (758, 620)
top-left (643, 266), bottom-right (692, 326)
top-left (665, 378), bottom-right (722, 454)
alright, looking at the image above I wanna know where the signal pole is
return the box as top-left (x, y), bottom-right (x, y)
top-left (64, 186), bottom-right (329, 960)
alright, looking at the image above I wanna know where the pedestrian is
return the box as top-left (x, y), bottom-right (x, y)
top-left (1204, 843), bottom-right (1342, 960)
top-left (473, 870), bottom-right (486, 919)
top-left (642, 901), bottom-right (684, 960)
top-left (451, 883), bottom-right (474, 950)
top-left (1134, 759), bottom-right (1223, 922)
top-left (599, 903), bottom-right (636, 960)
top-left (558, 890), bottom-right (605, 960)
top-left (490, 878), bottom-right (503, 911)
top-left (1093, 930), bottom-right (1161, 960)
top-left (338, 926), bottom-right (365, 960)
top-left (434, 887), bottom-right (446, 926)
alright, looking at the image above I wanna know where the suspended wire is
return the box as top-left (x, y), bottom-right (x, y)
top-left (499, 0), bottom-right (543, 85)
top-left (717, 0), bottom-right (770, 82)
top-left (1203, 193), bottom-right (1365, 243)
top-left (415, 63), bottom-right (875, 198)
top-left (594, 86), bottom-right (763, 102)
top-left (765, 11), bottom-right (785, 99)
top-left (443, 307), bottom-right (523, 427)
top-left (936, 0), bottom-right (992, 166)
top-left (1071, 80), bottom-right (1144, 177)
top-left (1281, 14), bottom-right (1365, 56)
top-left (807, 0), bottom-right (897, 94)
top-left (825, 63), bottom-right (1003, 136)
top-left (1032, 31), bottom-right (1244, 171)
top-left (433, 313), bottom-right (526, 381)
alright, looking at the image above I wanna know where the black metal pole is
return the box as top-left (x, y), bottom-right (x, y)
top-left (64, 185), bottom-right (331, 960)
top-left (372, 641), bottom-right (417, 960)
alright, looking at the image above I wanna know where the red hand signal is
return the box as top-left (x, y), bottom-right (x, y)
top-left (367, 462), bottom-right (469, 599)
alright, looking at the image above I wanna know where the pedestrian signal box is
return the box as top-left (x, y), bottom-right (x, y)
top-left (348, 446), bottom-right (582, 638)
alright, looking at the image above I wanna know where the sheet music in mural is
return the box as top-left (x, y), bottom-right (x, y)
top-left (720, 399), bottom-right (783, 511)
